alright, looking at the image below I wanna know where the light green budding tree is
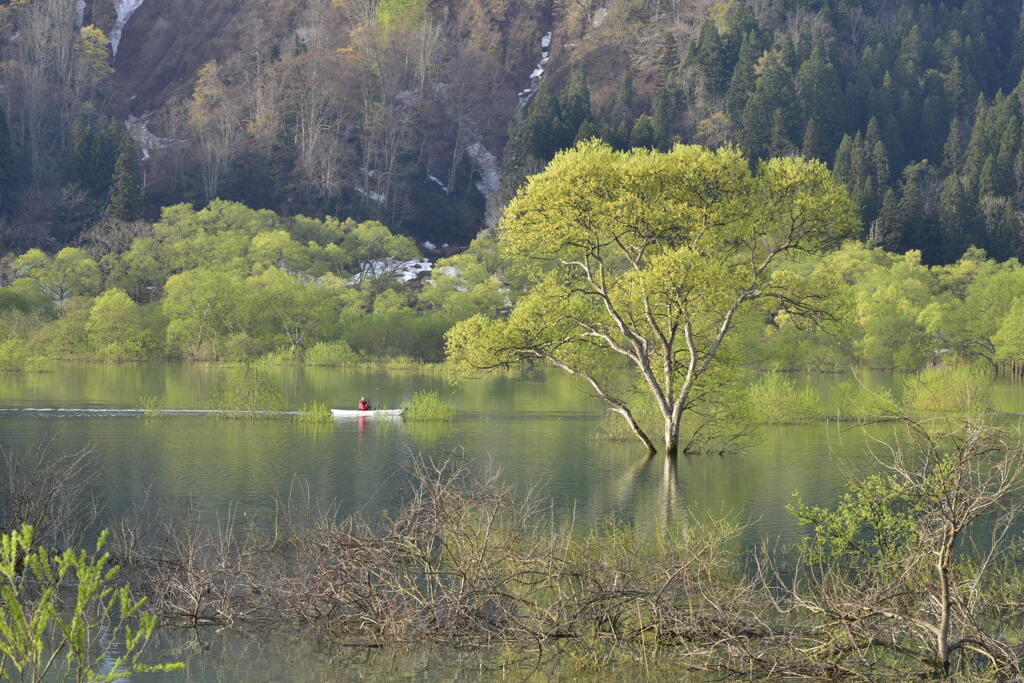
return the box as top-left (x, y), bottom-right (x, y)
top-left (446, 141), bottom-right (859, 456)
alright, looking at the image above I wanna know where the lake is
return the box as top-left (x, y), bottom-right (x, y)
top-left (1, 363), bottom-right (1021, 679)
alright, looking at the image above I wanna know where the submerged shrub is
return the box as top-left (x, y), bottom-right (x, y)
top-left (298, 401), bottom-right (333, 424)
top-left (747, 371), bottom-right (823, 424)
top-left (902, 363), bottom-right (993, 413)
top-left (829, 381), bottom-right (899, 420)
top-left (0, 339), bottom-right (51, 372)
top-left (256, 347), bottom-right (301, 367)
top-left (304, 340), bottom-right (358, 367)
top-left (211, 366), bottom-right (283, 415)
top-left (403, 391), bottom-right (455, 421)
top-left (138, 394), bottom-right (164, 418)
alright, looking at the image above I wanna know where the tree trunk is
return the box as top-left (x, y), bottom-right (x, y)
top-left (620, 408), bottom-right (657, 456)
top-left (664, 416), bottom-right (681, 459)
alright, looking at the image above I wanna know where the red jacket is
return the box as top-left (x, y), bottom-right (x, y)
top-left (358, 400), bottom-right (371, 410)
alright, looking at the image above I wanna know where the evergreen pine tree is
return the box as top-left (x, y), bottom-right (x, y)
top-left (801, 118), bottom-right (825, 160)
top-left (609, 74), bottom-right (636, 149)
top-left (657, 31), bottom-right (680, 80)
top-left (740, 50), bottom-right (798, 159)
top-left (652, 86), bottom-right (676, 149)
top-left (524, 80), bottom-right (562, 160)
top-left (870, 188), bottom-right (903, 247)
top-left (796, 40), bottom-right (844, 159)
top-left (694, 20), bottom-right (731, 94)
top-left (726, 31), bottom-right (760, 122)
top-left (558, 66), bottom-right (591, 146)
top-left (944, 117), bottom-right (965, 174)
top-left (629, 116), bottom-right (656, 149)
top-left (768, 109), bottom-right (796, 157)
top-left (107, 134), bottom-right (144, 222)
top-left (939, 174), bottom-right (976, 261)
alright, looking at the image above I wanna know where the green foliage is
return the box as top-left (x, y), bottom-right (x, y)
top-left (747, 371), bottom-right (823, 424)
top-left (0, 340), bottom-right (51, 373)
top-left (376, 0), bottom-right (428, 34)
top-left (137, 394), bottom-right (164, 417)
top-left (210, 366), bottom-right (283, 415)
top-left (304, 340), bottom-right (358, 366)
top-left (403, 391), bottom-right (455, 421)
top-left (13, 248), bottom-right (101, 304)
top-left (86, 288), bottom-right (151, 361)
top-left (297, 401), bottom-right (333, 424)
top-left (902, 363), bottom-right (994, 413)
top-left (255, 347), bottom-right (301, 367)
top-left (343, 311), bottom-right (452, 362)
top-left (0, 525), bottom-right (180, 680)
top-left (790, 472), bottom-right (919, 566)
top-left (829, 380), bottom-right (899, 420)
top-left (106, 134), bottom-right (144, 221)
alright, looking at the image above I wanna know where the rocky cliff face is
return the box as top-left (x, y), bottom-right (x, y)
top-left (113, 0), bottom-right (249, 115)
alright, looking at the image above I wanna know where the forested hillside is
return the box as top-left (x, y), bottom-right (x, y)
top-left (0, 0), bottom-right (1022, 262)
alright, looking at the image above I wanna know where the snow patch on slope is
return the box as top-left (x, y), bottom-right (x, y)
top-left (466, 136), bottom-right (501, 226)
top-left (110, 0), bottom-right (147, 58)
top-left (125, 113), bottom-right (182, 160)
top-left (518, 31), bottom-right (553, 105)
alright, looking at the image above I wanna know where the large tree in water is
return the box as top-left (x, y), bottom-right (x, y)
top-left (446, 141), bottom-right (859, 457)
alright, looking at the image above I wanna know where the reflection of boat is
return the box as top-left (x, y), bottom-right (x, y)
top-left (330, 409), bottom-right (404, 418)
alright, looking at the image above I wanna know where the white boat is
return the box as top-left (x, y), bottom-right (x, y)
top-left (330, 408), bottom-right (404, 418)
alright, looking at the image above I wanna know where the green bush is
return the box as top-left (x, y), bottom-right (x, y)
top-left (304, 340), bottom-right (358, 366)
top-left (902, 363), bottom-right (993, 413)
top-left (0, 340), bottom-right (51, 372)
top-left (256, 347), bottom-right (301, 367)
top-left (0, 525), bottom-right (181, 680)
top-left (829, 381), bottom-right (899, 420)
top-left (211, 366), bottom-right (283, 415)
top-left (747, 371), bottom-right (823, 424)
top-left (298, 401), bottom-right (333, 424)
top-left (343, 311), bottom-right (453, 362)
top-left (403, 391), bottom-right (455, 421)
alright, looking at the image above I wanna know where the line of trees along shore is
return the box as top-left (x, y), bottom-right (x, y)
top-left (5, 151), bottom-right (1024, 379)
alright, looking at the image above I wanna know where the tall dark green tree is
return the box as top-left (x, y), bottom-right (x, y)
top-left (740, 50), bottom-right (798, 159)
top-left (726, 31), bottom-right (761, 121)
top-left (524, 80), bottom-right (562, 160)
top-left (796, 41), bottom-right (844, 160)
top-left (558, 67), bottom-right (591, 144)
top-left (693, 20), bottom-right (732, 94)
top-left (107, 135), bottom-right (144, 222)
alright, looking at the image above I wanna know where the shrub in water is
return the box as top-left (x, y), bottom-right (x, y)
top-left (138, 394), bottom-right (164, 418)
top-left (403, 391), bottom-right (455, 421)
top-left (298, 401), bottom-right (333, 424)
top-left (211, 366), bottom-right (283, 415)
top-left (256, 347), bottom-right (301, 367)
top-left (304, 340), bottom-right (358, 367)
top-left (747, 371), bottom-right (823, 424)
top-left (829, 381), bottom-right (899, 420)
top-left (902, 363), bottom-right (993, 413)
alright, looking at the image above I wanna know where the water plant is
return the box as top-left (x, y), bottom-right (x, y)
top-left (747, 371), bottom-right (823, 424)
top-left (210, 366), bottom-right (283, 417)
top-left (298, 401), bottom-right (333, 424)
top-left (137, 394), bottom-right (164, 418)
top-left (304, 341), bottom-right (358, 367)
top-left (402, 391), bottom-right (455, 421)
top-left (902, 363), bottom-right (993, 413)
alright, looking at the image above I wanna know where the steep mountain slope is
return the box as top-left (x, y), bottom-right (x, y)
top-left (1, 0), bottom-right (1023, 264)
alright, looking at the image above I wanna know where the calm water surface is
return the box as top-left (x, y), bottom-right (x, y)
top-left (2, 363), bottom-right (1022, 680)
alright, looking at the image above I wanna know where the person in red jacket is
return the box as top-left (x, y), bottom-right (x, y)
top-left (358, 396), bottom-right (372, 411)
